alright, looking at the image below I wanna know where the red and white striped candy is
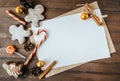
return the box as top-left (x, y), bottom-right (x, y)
top-left (6, 10), bottom-right (26, 25)
top-left (24, 29), bottom-right (48, 66)
top-left (36, 29), bottom-right (47, 47)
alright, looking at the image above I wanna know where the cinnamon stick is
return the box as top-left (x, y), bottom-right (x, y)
top-left (39, 61), bottom-right (56, 79)
top-left (84, 3), bottom-right (102, 25)
top-left (90, 14), bottom-right (103, 25)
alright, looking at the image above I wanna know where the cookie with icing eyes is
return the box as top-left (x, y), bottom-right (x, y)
top-left (9, 25), bottom-right (31, 44)
top-left (25, 5), bottom-right (44, 27)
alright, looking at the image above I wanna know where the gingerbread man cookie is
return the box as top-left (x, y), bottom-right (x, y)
top-left (9, 25), bottom-right (31, 44)
top-left (25, 5), bottom-right (44, 27)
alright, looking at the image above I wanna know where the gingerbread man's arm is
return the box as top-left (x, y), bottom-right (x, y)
top-left (18, 36), bottom-right (25, 44)
top-left (25, 15), bottom-right (33, 22)
top-left (11, 35), bottom-right (16, 41)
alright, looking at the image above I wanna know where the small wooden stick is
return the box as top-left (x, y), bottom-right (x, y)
top-left (39, 61), bottom-right (56, 79)
top-left (6, 10), bottom-right (26, 25)
top-left (101, 14), bottom-right (108, 18)
top-left (76, 4), bottom-right (84, 7)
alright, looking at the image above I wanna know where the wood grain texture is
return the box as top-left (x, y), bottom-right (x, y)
top-left (0, 0), bottom-right (120, 81)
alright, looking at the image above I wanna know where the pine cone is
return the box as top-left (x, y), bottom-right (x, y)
top-left (30, 66), bottom-right (43, 76)
top-left (24, 42), bottom-right (35, 51)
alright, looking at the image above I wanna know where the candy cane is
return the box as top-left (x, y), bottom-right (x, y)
top-left (6, 10), bottom-right (26, 25)
top-left (36, 29), bottom-right (47, 47)
top-left (24, 29), bottom-right (47, 66)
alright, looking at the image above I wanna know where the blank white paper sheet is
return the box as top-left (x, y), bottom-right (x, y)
top-left (32, 9), bottom-right (110, 70)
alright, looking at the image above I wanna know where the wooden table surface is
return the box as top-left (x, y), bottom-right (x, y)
top-left (0, 0), bottom-right (120, 81)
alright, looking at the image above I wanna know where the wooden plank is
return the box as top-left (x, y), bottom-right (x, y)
top-left (0, 0), bottom-right (120, 81)
top-left (0, 59), bottom-right (120, 77)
